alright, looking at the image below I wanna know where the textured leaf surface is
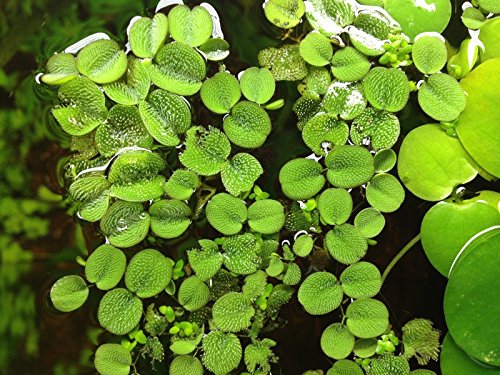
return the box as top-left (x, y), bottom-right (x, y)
top-left (299, 66), bottom-right (332, 97)
top-left (206, 193), bottom-right (247, 235)
top-left (212, 292), bottom-right (254, 332)
top-left (264, 0), bottom-right (305, 29)
top-left (293, 234), bottom-right (314, 257)
top-left (326, 224), bottom-right (368, 264)
top-left (202, 331), bottom-right (242, 375)
top-left (340, 261), bottom-right (382, 298)
top-left (305, 0), bottom-right (355, 36)
top-left (240, 67), bottom-right (276, 104)
top-left (350, 108), bottom-right (400, 150)
top-left (323, 81), bottom-right (366, 121)
top-left (149, 199), bottom-right (191, 239)
top-left (366, 173), bottom-right (405, 213)
top-left (346, 298), bottom-right (389, 338)
top-left (279, 158), bottom-right (325, 200)
top-left (169, 355), bottom-right (203, 375)
top-left (221, 153), bottom-right (263, 196)
top-left (168, 5), bottom-right (213, 47)
top-left (201, 71), bottom-right (241, 114)
top-left (103, 57), bottom-right (150, 105)
top-left (199, 38), bottom-right (230, 61)
top-left (42, 53), bottom-right (78, 85)
top-left (317, 188), bottom-right (353, 225)
top-left (178, 276), bottom-right (210, 311)
top-left (76, 40), bottom-right (127, 84)
top-left (98, 288), bottom-right (142, 335)
top-left (242, 270), bottom-right (267, 299)
top-left (368, 354), bottom-right (410, 375)
top-left (353, 338), bottom-right (378, 358)
top-left (69, 176), bottom-right (110, 222)
top-left (129, 13), bottom-right (168, 58)
top-left (374, 149), bottom-right (397, 173)
top-left (325, 145), bottom-right (374, 188)
top-left (302, 113), bottom-right (349, 155)
top-left (327, 359), bottom-right (364, 375)
top-left (354, 208), bottom-right (385, 238)
top-left (94, 344), bottom-right (132, 375)
top-left (321, 323), bottom-right (355, 360)
top-left (298, 272), bottom-right (343, 315)
top-left (101, 199), bottom-right (150, 246)
top-left (348, 10), bottom-right (392, 56)
top-left (412, 34), bottom-right (447, 74)
top-left (164, 170), bottom-right (199, 200)
top-left (85, 244), bottom-right (126, 290)
top-left (299, 31), bottom-right (333, 67)
top-left (258, 45), bottom-right (308, 81)
top-left (363, 67), bottom-right (409, 112)
top-left (283, 262), bottom-right (302, 285)
top-left (331, 47), bottom-right (371, 82)
top-left (222, 233), bottom-right (260, 275)
top-left (187, 241), bottom-right (223, 282)
top-left (50, 275), bottom-right (89, 312)
top-left (223, 101), bottom-right (272, 148)
top-left (247, 199), bottom-right (285, 234)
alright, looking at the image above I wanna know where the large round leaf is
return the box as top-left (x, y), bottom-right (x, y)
top-left (205, 193), bottom-right (247, 235)
top-left (125, 249), bottom-right (173, 298)
top-left (50, 275), bottom-right (89, 312)
top-left (398, 124), bottom-right (478, 201)
top-left (421, 201), bottom-right (500, 276)
top-left (85, 244), bottom-right (126, 290)
top-left (346, 298), bottom-right (389, 338)
top-left (457, 59), bottom-right (500, 178)
top-left (279, 158), bottom-right (325, 200)
top-left (444, 226), bottom-right (500, 366)
top-left (149, 199), bottom-right (191, 239)
top-left (97, 288), bottom-right (143, 335)
top-left (76, 40), bottom-right (127, 84)
top-left (212, 292), bottom-right (254, 332)
top-left (94, 343), bottom-right (132, 375)
top-left (297, 272), bottom-right (343, 315)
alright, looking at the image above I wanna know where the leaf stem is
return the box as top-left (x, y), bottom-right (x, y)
top-left (381, 233), bottom-right (421, 285)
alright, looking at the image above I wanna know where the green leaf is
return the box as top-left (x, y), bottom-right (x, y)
top-left (366, 173), bottom-right (405, 213)
top-left (85, 244), bottom-right (126, 290)
top-left (244, 339), bottom-right (276, 374)
top-left (305, 0), bottom-right (355, 36)
top-left (52, 77), bottom-right (107, 136)
top-left (76, 40), bottom-right (127, 84)
top-left (103, 57), bottom-right (150, 105)
top-left (346, 298), bottom-right (389, 338)
top-left (258, 45), bottom-right (308, 81)
top-left (149, 199), bottom-right (191, 239)
top-left (302, 113), bottom-right (349, 155)
top-left (412, 33), bottom-right (447, 74)
top-left (479, 19), bottom-right (500, 62)
top-left (267, 284), bottom-right (295, 318)
top-left (222, 233), bottom-right (261, 275)
top-left (206, 193), bottom-right (247, 235)
top-left (97, 288), bottom-right (143, 335)
top-left (95, 105), bottom-right (153, 157)
top-left (299, 31), bottom-right (334, 67)
top-left (164, 170), bottom-right (199, 200)
top-left (398, 124), bottom-right (478, 201)
top-left (299, 66), bottom-right (332, 97)
top-left (354, 208), bottom-right (385, 238)
top-left (266, 255), bottom-right (285, 277)
top-left (170, 331), bottom-right (203, 355)
top-left (293, 234), bottom-right (314, 257)
top-left (327, 359), bottom-right (363, 375)
top-left (247, 199), bottom-right (285, 234)
top-left (374, 149), bottom-right (397, 173)
top-left (478, 0), bottom-right (500, 12)
top-left (169, 355), bottom-right (203, 375)
top-left (323, 81), bottom-right (367, 121)
top-left (100, 201), bottom-right (150, 248)
top-left (199, 38), bottom-right (230, 61)
top-left (168, 5), bottom-right (213, 47)
top-left (283, 262), bottom-right (302, 285)
top-left (69, 176), bottom-right (110, 222)
top-left (94, 344), bottom-right (132, 375)
top-left (444, 226), bottom-right (500, 366)
top-left (239, 67), bottom-right (276, 104)
top-left (363, 67), bottom-right (409, 112)
top-left (350, 108), bottom-right (400, 150)
top-left (179, 126), bottom-right (231, 176)
top-left (293, 95), bottom-right (322, 130)
top-left (325, 145), bottom-right (374, 188)
top-left (202, 331), bottom-right (242, 375)
top-left (325, 224), bottom-right (368, 264)
top-left (421, 201), bottom-right (499, 277)
top-left (384, 0), bottom-right (451, 40)
top-left (139, 88), bottom-right (192, 147)
top-left (340, 261), bottom-right (382, 298)
top-left (149, 42), bottom-right (206, 96)
top-left (279, 158), bottom-right (325, 200)
top-left (242, 270), bottom-right (268, 299)
top-left (317, 188), bottom-right (353, 225)
top-left (187, 241), bottom-right (223, 281)
top-left (263, 0), bottom-right (305, 29)
top-left (297, 272), bottom-right (343, 315)
top-left (42, 53), bottom-right (78, 85)
top-left (178, 276), bottom-right (210, 311)
top-left (348, 10), bottom-right (393, 56)
top-left (129, 13), bottom-right (168, 58)
top-left (353, 338), bottom-right (378, 358)
top-left (457, 58), bottom-right (500, 178)
top-left (331, 47), bottom-right (371, 82)
top-left (418, 73), bottom-right (466, 122)
top-left (461, 7), bottom-right (485, 30)
top-left (212, 292), bottom-right (254, 332)
top-left (223, 101), bottom-right (272, 148)
top-left (125, 249), bottom-right (173, 298)
top-left (50, 275), bottom-right (89, 312)
top-left (321, 323), bottom-right (355, 360)
top-left (221, 153), bottom-right (264, 196)
top-left (200, 71), bottom-right (241, 114)
top-left (402, 318), bottom-right (440, 365)
top-left (368, 354), bottom-right (410, 375)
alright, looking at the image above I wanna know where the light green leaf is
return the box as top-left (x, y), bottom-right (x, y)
top-left (103, 57), bottom-right (150, 105)
top-left (317, 188), bottom-right (353, 225)
top-left (325, 145), bottom-right (374, 188)
top-left (129, 13), bottom-right (169, 58)
top-left (418, 73), bottom-right (466, 122)
top-left (350, 108), bottom-right (400, 150)
top-left (305, 0), bottom-right (355, 36)
top-left (321, 323), bottom-right (355, 360)
top-left (402, 318), bottom-right (440, 365)
top-left (69, 176), bottom-right (110, 222)
top-left (222, 233), bottom-right (261, 275)
top-left (283, 262), bottom-right (302, 285)
top-left (461, 7), bottom-right (485, 30)
top-left (179, 126), bottom-right (231, 176)
top-left (76, 39), bottom-right (127, 84)
top-left (293, 95), bottom-right (322, 130)
top-left (178, 276), bottom-right (210, 311)
top-left (354, 208), bottom-right (385, 238)
top-left (363, 67), bottom-right (409, 112)
top-left (368, 355), bottom-right (410, 375)
top-left (42, 53), bottom-right (78, 85)
top-left (374, 149), bottom-right (397, 173)
top-left (348, 10), bottom-right (393, 56)
top-left (94, 344), bottom-right (132, 375)
top-left (50, 275), bottom-right (89, 312)
top-left (212, 292), bottom-right (254, 332)
top-left (97, 288), bottom-right (143, 335)
top-left (247, 199), bottom-right (285, 234)
top-left (164, 169), bottom-right (199, 201)
top-left (325, 224), bottom-right (368, 264)
top-left (168, 5), bottom-right (213, 47)
top-left (202, 331), bottom-right (242, 375)
top-left (139, 89), bottom-right (192, 147)
top-left (323, 81), bottom-right (367, 121)
top-left (244, 339), bottom-right (276, 374)
top-left (298, 272), bottom-right (343, 315)
top-left (258, 44), bottom-right (308, 81)
top-left (264, 0), bottom-right (305, 29)
top-left (199, 38), bottom-right (230, 61)
top-left (239, 67), bottom-right (276, 104)
top-left (169, 355), bottom-right (203, 375)
top-left (293, 234), bottom-right (314, 257)
top-left (201, 71), bottom-right (241, 114)
top-left (353, 338), bottom-right (378, 358)
top-left (242, 270), bottom-right (267, 299)
top-left (187, 240), bottom-right (223, 281)
top-left (346, 298), bottom-right (389, 338)
top-left (302, 113), bottom-right (349, 155)
top-left (412, 34), bottom-right (447, 74)
top-left (279, 158), bottom-right (325, 200)
top-left (170, 331), bottom-right (203, 355)
top-left (298, 66), bottom-right (332, 97)
top-left (149, 42), bottom-right (206, 96)
top-left (267, 284), bottom-right (295, 318)
top-left (221, 153), bottom-right (264, 196)
top-left (223, 101), bottom-right (272, 148)
top-left (299, 31), bottom-right (333, 67)
top-left (340, 261), bottom-right (382, 298)
top-left (149, 199), bottom-right (191, 239)
top-left (206, 193), bottom-right (247, 235)
top-left (100, 201), bottom-right (151, 248)
top-left (366, 173), bottom-right (405, 213)
top-left (266, 255), bottom-right (285, 277)
top-left (327, 359), bottom-right (363, 375)
top-left (331, 46), bottom-right (371, 82)
top-left (85, 244), bottom-right (126, 290)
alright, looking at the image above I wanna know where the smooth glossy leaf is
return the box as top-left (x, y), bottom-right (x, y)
top-left (50, 275), bottom-right (89, 312)
top-left (97, 288), bottom-right (143, 335)
top-left (149, 199), bottom-right (191, 239)
top-left (85, 244), bottom-right (126, 290)
top-left (76, 40), bottom-right (127, 84)
top-left (298, 272), bottom-right (343, 315)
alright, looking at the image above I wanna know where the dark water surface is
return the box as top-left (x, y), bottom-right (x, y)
top-left (1, 0), bottom-right (477, 374)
